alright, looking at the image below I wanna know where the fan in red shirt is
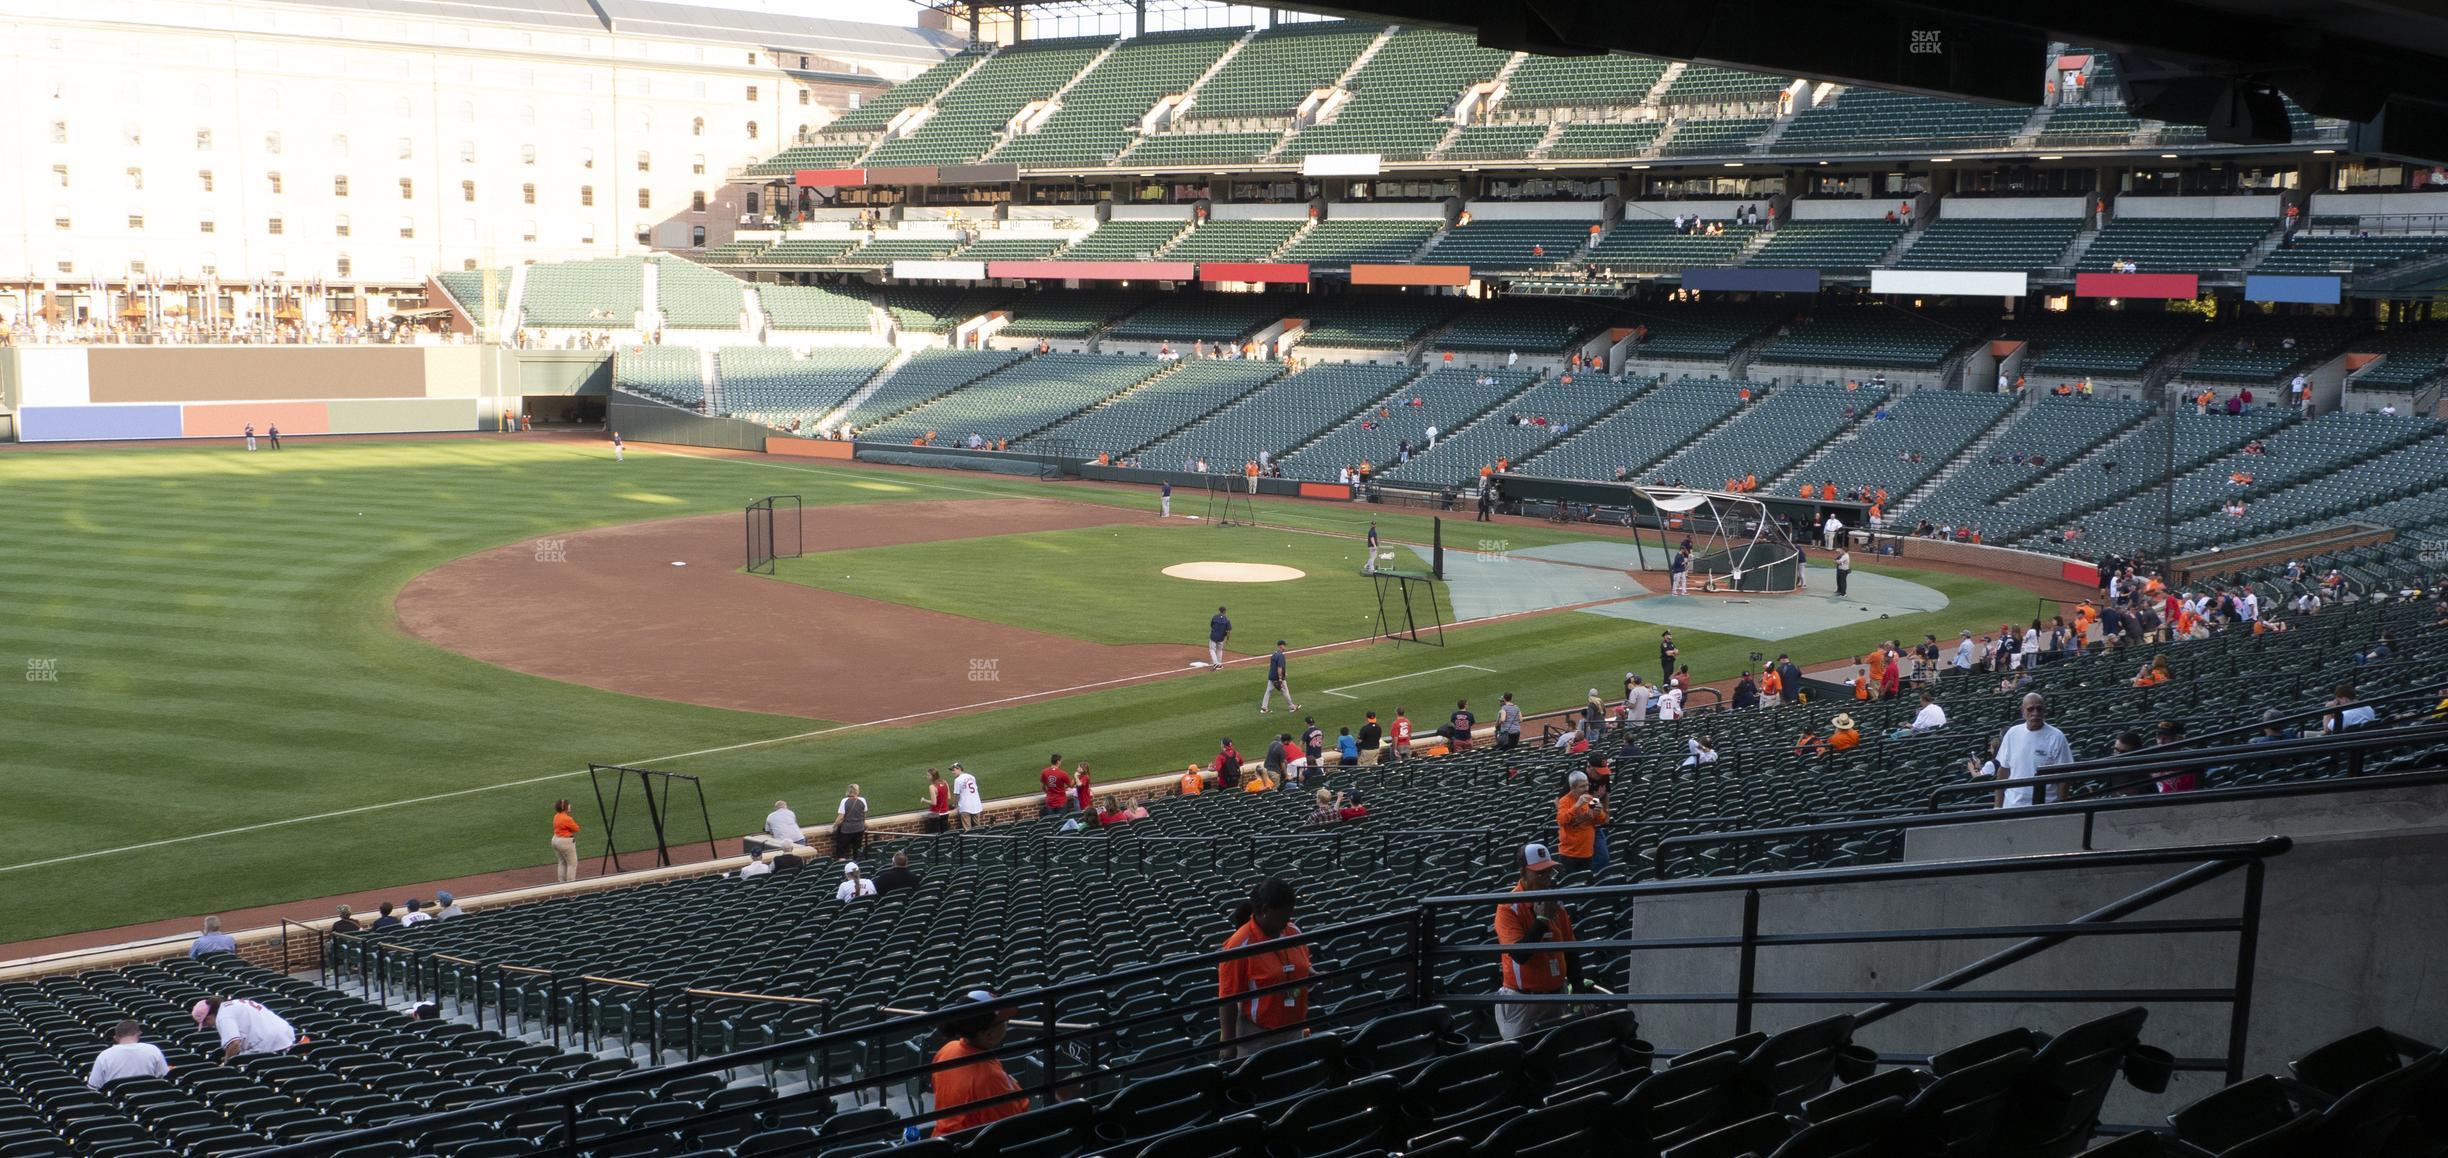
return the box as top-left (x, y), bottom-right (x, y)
top-left (1218, 877), bottom-right (1311, 1057)
top-left (1039, 755), bottom-right (1073, 816)
top-left (1073, 762), bottom-right (1094, 813)
top-left (1389, 709), bottom-right (1415, 762)
top-left (924, 768), bottom-right (953, 834)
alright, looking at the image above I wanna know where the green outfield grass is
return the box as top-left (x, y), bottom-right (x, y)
top-left (0, 438), bottom-right (2039, 943)
top-left (773, 523), bottom-right (1404, 647)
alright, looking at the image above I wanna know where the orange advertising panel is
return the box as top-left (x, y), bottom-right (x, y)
top-left (1350, 264), bottom-right (1470, 287)
top-left (182, 401), bottom-right (331, 436)
top-left (1297, 482), bottom-right (1352, 500)
top-left (767, 437), bottom-right (856, 460)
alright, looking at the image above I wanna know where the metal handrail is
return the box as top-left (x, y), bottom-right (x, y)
top-left (1650, 737), bottom-right (2448, 878)
top-left (1925, 719), bottom-right (2448, 809)
top-left (1420, 837), bottom-right (2288, 1083)
top-left (254, 909), bottom-right (1421, 1156)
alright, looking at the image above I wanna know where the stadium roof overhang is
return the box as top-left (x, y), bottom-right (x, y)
top-left (1285, 0), bottom-right (2448, 160)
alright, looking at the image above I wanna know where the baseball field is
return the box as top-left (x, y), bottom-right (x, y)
top-left (0, 436), bottom-right (2054, 944)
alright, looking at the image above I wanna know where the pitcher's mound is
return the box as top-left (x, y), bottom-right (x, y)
top-left (1163, 561), bottom-right (1307, 583)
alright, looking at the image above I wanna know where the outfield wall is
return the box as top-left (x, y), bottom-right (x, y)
top-left (0, 345), bottom-right (619, 441)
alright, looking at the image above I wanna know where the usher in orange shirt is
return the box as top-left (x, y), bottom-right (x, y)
top-left (930, 1039), bottom-right (1023, 1137)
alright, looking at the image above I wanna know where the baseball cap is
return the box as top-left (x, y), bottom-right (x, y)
top-left (1521, 843), bottom-right (1560, 872)
top-left (2261, 708), bottom-right (2285, 725)
top-left (1961, 629), bottom-right (1973, 637)
top-left (842, 862), bottom-right (861, 875)
top-left (1276, 639), bottom-right (1287, 647)
top-left (435, 891), bottom-right (453, 905)
top-left (950, 761), bottom-right (964, 771)
top-left (191, 1000), bottom-right (213, 1028)
top-left (945, 988), bottom-right (1017, 1020)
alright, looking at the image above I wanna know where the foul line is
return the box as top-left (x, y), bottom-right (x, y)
top-left (0, 454), bottom-right (1638, 877)
top-left (1320, 663), bottom-right (1499, 699)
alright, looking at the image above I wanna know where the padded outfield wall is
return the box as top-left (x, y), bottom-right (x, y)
top-left (2, 346), bottom-right (612, 441)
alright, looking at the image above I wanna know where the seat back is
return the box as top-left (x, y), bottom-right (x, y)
top-left (2288, 1027), bottom-right (2434, 1098)
top-left (1131, 1114), bottom-right (1267, 1158)
top-left (1998, 1008), bottom-right (2149, 1158)
top-left (1094, 1064), bottom-right (1224, 1143)
top-left (1659, 1112), bottom-right (1791, 1158)
top-left (1344, 1005), bottom-right (1456, 1074)
top-left (2311, 1052), bottom-right (2441, 1152)
top-left (1620, 1052), bottom-right (1772, 1149)
top-left (1468, 1091), bottom-right (1613, 1158)
top-left (1263, 1074), bottom-right (1400, 1158)
top-left (1524, 1010), bottom-right (1647, 1093)
top-left (1741, 1014), bottom-right (1857, 1112)
top-left (1767, 1094), bottom-right (1905, 1158)
top-left (1398, 1040), bottom-right (1529, 1133)
top-left (957, 1099), bottom-right (1095, 1158)
top-left (1224, 1034), bottom-right (1344, 1106)
top-left (1906, 1048), bottom-right (2032, 1156)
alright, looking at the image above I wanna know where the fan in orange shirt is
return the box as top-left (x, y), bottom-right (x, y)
top-left (929, 991), bottom-right (1025, 1137)
top-left (1219, 878), bottom-right (1312, 1057)
top-left (1827, 713), bottom-right (1862, 750)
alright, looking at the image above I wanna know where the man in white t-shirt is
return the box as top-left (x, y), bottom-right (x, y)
top-left (762, 800), bottom-right (816, 856)
top-left (1994, 692), bottom-right (2074, 808)
top-left (1910, 691), bottom-right (1948, 733)
top-left (1622, 675), bottom-right (1653, 726)
top-left (2289, 374), bottom-right (2307, 408)
top-left (1823, 514), bottom-right (1843, 550)
top-left (951, 762), bottom-right (983, 831)
top-left (196, 997), bottom-right (297, 1060)
top-left (836, 862), bottom-right (877, 902)
top-left (397, 899), bottom-right (431, 927)
top-left (87, 1020), bottom-right (170, 1088)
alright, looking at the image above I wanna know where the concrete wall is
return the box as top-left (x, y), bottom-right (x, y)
top-left (7, 345), bottom-right (499, 440)
top-left (1941, 197), bottom-right (2088, 220)
top-left (1627, 786), bottom-right (2448, 1128)
top-left (2113, 196), bottom-right (2284, 219)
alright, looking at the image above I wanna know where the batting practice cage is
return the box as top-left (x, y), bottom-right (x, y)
top-left (585, 763), bottom-right (718, 873)
top-left (744, 494), bottom-right (802, 575)
top-left (1639, 487), bottom-right (1805, 593)
top-left (1205, 475), bottom-right (1255, 526)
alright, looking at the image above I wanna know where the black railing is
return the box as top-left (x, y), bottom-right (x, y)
top-left (1420, 837), bottom-right (2287, 1084)
top-left (263, 837), bottom-right (2290, 1156)
top-left (1924, 719), bottom-right (2448, 810)
top-left (257, 910), bottom-right (1426, 1156)
top-left (1649, 725), bottom-right (2448, 878)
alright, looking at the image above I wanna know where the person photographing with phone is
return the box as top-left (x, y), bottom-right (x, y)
top-left (1494, 843), bottom-right (1583, 1040)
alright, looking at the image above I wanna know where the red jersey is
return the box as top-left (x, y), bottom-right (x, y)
top-left (1393, 717), bottom-right (1413, 745)
top-left (1040, 766), bottom-right (1071, 809)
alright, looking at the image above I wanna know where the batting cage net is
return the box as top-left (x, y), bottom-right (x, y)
top-left (1205, 475), bottom-right (1255, 527)
top-left (744, 494), bottom-right (803, 575)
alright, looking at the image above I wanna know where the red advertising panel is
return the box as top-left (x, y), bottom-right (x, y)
top-left (794, 168), bottom-right (865, 187)
top-left (1350, 264), bottom-right (1471, 287)
top-left (986, 261), bottom-right (1197, 282)
top-left (2073, 272), bottom-right (2199, 299)
top-left (1198, 262), bottom-right (1311, 284)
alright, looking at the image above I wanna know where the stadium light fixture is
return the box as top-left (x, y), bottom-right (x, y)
top-left (2160, 153), bottom-right (2178, 158)
top-left (1725, 162), bottom-right (1744, 167)
top-left (2313, 148), bottom-right (2337, 154)
top-left (1931, 156), bottom-right (1954, 163)
top-left (1631, 163), bottom-right (1652, 169)
top-left (2039, 154), bottom-right (2064, 160)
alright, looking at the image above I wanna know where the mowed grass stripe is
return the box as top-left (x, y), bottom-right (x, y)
top-left (1, 439), bottom-right (2042, 941)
